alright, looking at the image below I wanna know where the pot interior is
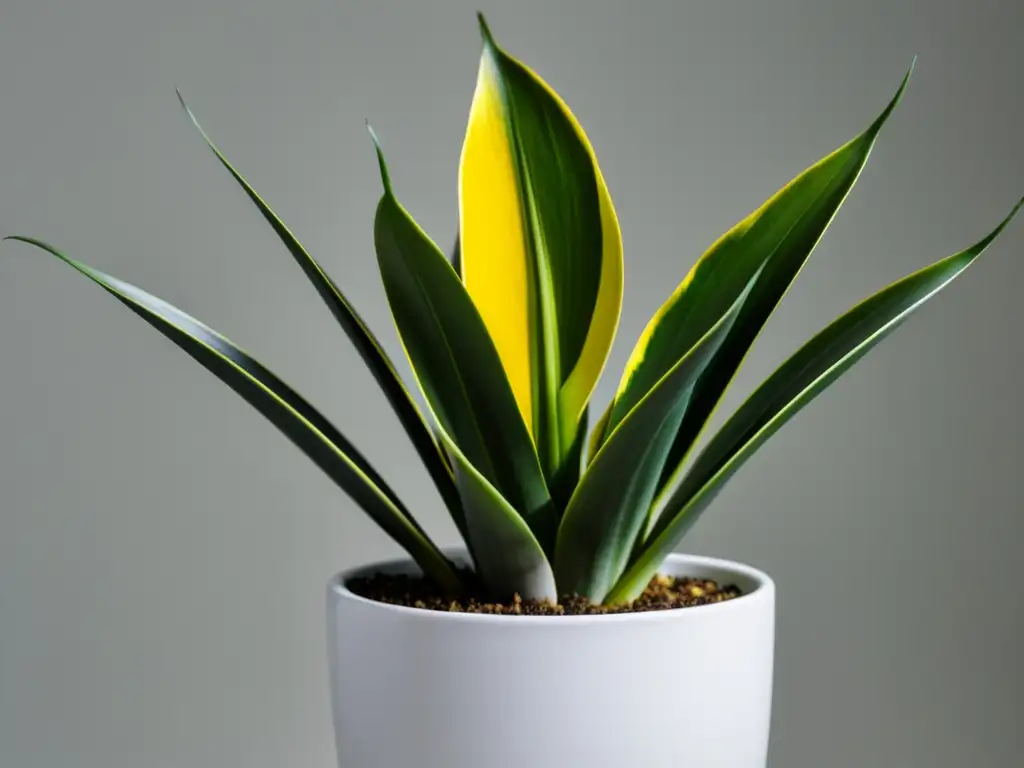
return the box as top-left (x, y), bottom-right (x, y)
top-left (336, 550), bottom-right (769, 602)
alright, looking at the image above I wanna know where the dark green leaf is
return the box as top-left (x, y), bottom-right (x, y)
top-left (549, 406), bottom-right (588, 515)
top-left (369, 132), bottom-right (556, 556)
top-left (554, 275), bottom-right (755, 602)
top-left (6, 236), bottom-right (464, 594)
top-left (460, 15), bottom-right (624, 479)
top-left (438, 431), bottom-right (556, 601)
top-left (651, 65), bottom-right (914, 497)
top-left (450, 233), bottom-right (462, 280)
top-left (586, 399), bottom-right (613, 467)
top-left (176, 94), bottom-right (468, 544)
top-left (608, 198), bottom-right (1022, 603)
top-left (592, 65), bottom-right (914, 485)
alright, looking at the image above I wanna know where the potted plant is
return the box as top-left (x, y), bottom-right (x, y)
top-left (7, 13), bottom-right (1020, 768)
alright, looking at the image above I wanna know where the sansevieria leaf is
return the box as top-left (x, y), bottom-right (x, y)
top-left (176, 94), bottom-right (468, 543)
top-left (450, 234), bottom-right (462, 280)
top-left (6, 236), bottom-right (464, 594)
top-left (369, 132), bottom-right (556, 557)
top-left (459, 14), bottom-right (623, 480)
top-left (606, 198), bottom-right (1023, 604)
top-left (555, 273), bottom-right (758, 602)
top-left (548, 405), bottom-right (588, 515)
top-left (594, 64), bottom-right (915, 492)
top-left (438, 431), bottom-right (557, 601)
top-left (585, 400), bottom-right (613, 467)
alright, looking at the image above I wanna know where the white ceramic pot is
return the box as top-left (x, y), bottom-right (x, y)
top-left (327, 551), bottom-right (775, 768)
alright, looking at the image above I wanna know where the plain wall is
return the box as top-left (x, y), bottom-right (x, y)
top-left (1, 1), bottom-right (1021, 766)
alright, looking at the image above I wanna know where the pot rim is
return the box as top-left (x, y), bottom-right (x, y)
top-left (329, 550), bottom-right (774, 625)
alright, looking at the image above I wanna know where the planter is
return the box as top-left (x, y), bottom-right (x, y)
top-left (327, 550), bottom-right (775, 768)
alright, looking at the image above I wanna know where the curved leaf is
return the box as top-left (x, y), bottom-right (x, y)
top-left (586, 399), bottom-right (613, 467)
top-left (6, 236), bottom-right (464, 594)
top-left (459, 14), bottom-right (623, 477)
top-left (593, 64), bottom-right (914, 479)
top-left (369, 133), bottom-right (556, 555)
top-left (608, 199), bottom-right (1022, 603)
top-left (437, 430), bottom-right (556, 601)
top-left (176, 94), bottom-right (468, 543)
top-left (450, 233), bottom-right (462, 280)
top-left (548, 405), bottom-right (588, 515)
top-left (554, 274), bottom-right (755, 602)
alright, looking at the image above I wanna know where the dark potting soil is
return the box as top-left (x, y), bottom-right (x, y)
top-left (347, 571), bottom-right (743, 616)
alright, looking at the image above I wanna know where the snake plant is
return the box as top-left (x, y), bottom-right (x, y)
top-left (9, 14), bottom-right (1020, 605)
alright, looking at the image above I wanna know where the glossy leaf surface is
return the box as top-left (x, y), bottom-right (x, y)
top-left (370, 135), bottom-right (556, 555)
top-left (438, 431), bottom-right (557, 601)
top-left (555, 276), bottom-right (755, 602)
top-left (595, 65), bottom-right (914, 491)
top-left (7, 236), bottom-right (463, 593)
top-left (177, 94), bottom-right (467, 541)
top-left (459, 14), bottom-right (623, 477)
top-left (608, 199), bottom-right (1023, 603)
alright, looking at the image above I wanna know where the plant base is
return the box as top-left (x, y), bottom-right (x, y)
top-left (347, 570), bottom-right (743, 615)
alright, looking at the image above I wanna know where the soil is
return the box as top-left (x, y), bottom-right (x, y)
top-left (347, 571), bottom-right (743, 616)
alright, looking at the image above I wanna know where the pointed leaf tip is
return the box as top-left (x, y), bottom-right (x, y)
top-left (868, 58), bottom-right (915, 138)
top-left (6, 235), bottom-right (46, 249)
top-left (169, 89), bottom-right (470, 552)
top-left (476, 12), bottom-right (496, 48)
top-left (366, 123), bottom-right (392, 195)
top-left (980, 195), bottom-right (1024, 247)
top-left (175, 88), bottom-right (194, 119)
top-left (900, 55), bottom-right (917, 92)
top-left (175, 90), bottom-right (218, 151)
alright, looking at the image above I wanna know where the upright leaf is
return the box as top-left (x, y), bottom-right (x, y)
top-left (585, 398), bottom-right (614, 467)
top-left (369, 133), bottom-right (556, 555)
top-left (593, 65), bottom-right (914, 487)
top-left (450, 233), bottom-right (462, 280)
top-left (548, 405), bottom-right (588, 515)
top-left (438, 431), bottom-right (557, 601)
top-left (459, 14), bottom-right (623, 478)
top-left (177, 94), bottom-right (468, 543)
top-left (554, 275), bottom-right (755, 602)
top-left (607, 199), bottom-right (1022, 603)
top-left (7, 236), bottom-right (464, 594)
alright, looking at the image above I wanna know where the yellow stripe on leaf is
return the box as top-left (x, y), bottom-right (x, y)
top-left (459, 52), bottom-right (534, 435)
top-left (458, 14), bottom-right (623, 479)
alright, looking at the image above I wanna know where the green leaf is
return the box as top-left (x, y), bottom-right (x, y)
top-left (608, 198), bottom-right (1023, 604)
top-left (450, 233), bottom-right (462, 280)
top-left (548, 406), bottom-right (588, 515)
top-left (586, 399), bottom-right (613, 467)
top-left (554, 275), bottom-right (755, 602)
top-left (6, 236), bottom-right (464, 594)
top-left (437, 430), bottom-right (556, 601)
top-left (459, 14), bottom-right (624, 480)
top-left (176, 93), bottom-right (469, 545)
top-left (369, 131), bottom-right (556, 557)
top-left (593, 64), bottom-right (915, 484)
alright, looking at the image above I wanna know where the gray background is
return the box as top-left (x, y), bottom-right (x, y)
top-left (1, 0), bottom-right (1021, 766)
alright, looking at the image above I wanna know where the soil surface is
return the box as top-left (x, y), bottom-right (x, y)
top-left (347, 571), bottom-right (743, 616)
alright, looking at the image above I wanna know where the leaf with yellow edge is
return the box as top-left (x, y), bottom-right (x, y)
top-left (555, 271), bottom-right (756, 602)
top-left (593, 63), bottom-right (915, 503)
top-left (370, 130), bottom-right (556, 555)
top-left (5, 236), bottom-right (464, 594)
top-left (586, 399), bottom-right (613, 466)
top-left (175, 92), bottom-right (468, 543)
top-left (437, 429), bottom-right (557, 601)
top-left (459, 13), bottom-right (623, 481)
top-left (607, 198), bottom-right (1022, 603)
